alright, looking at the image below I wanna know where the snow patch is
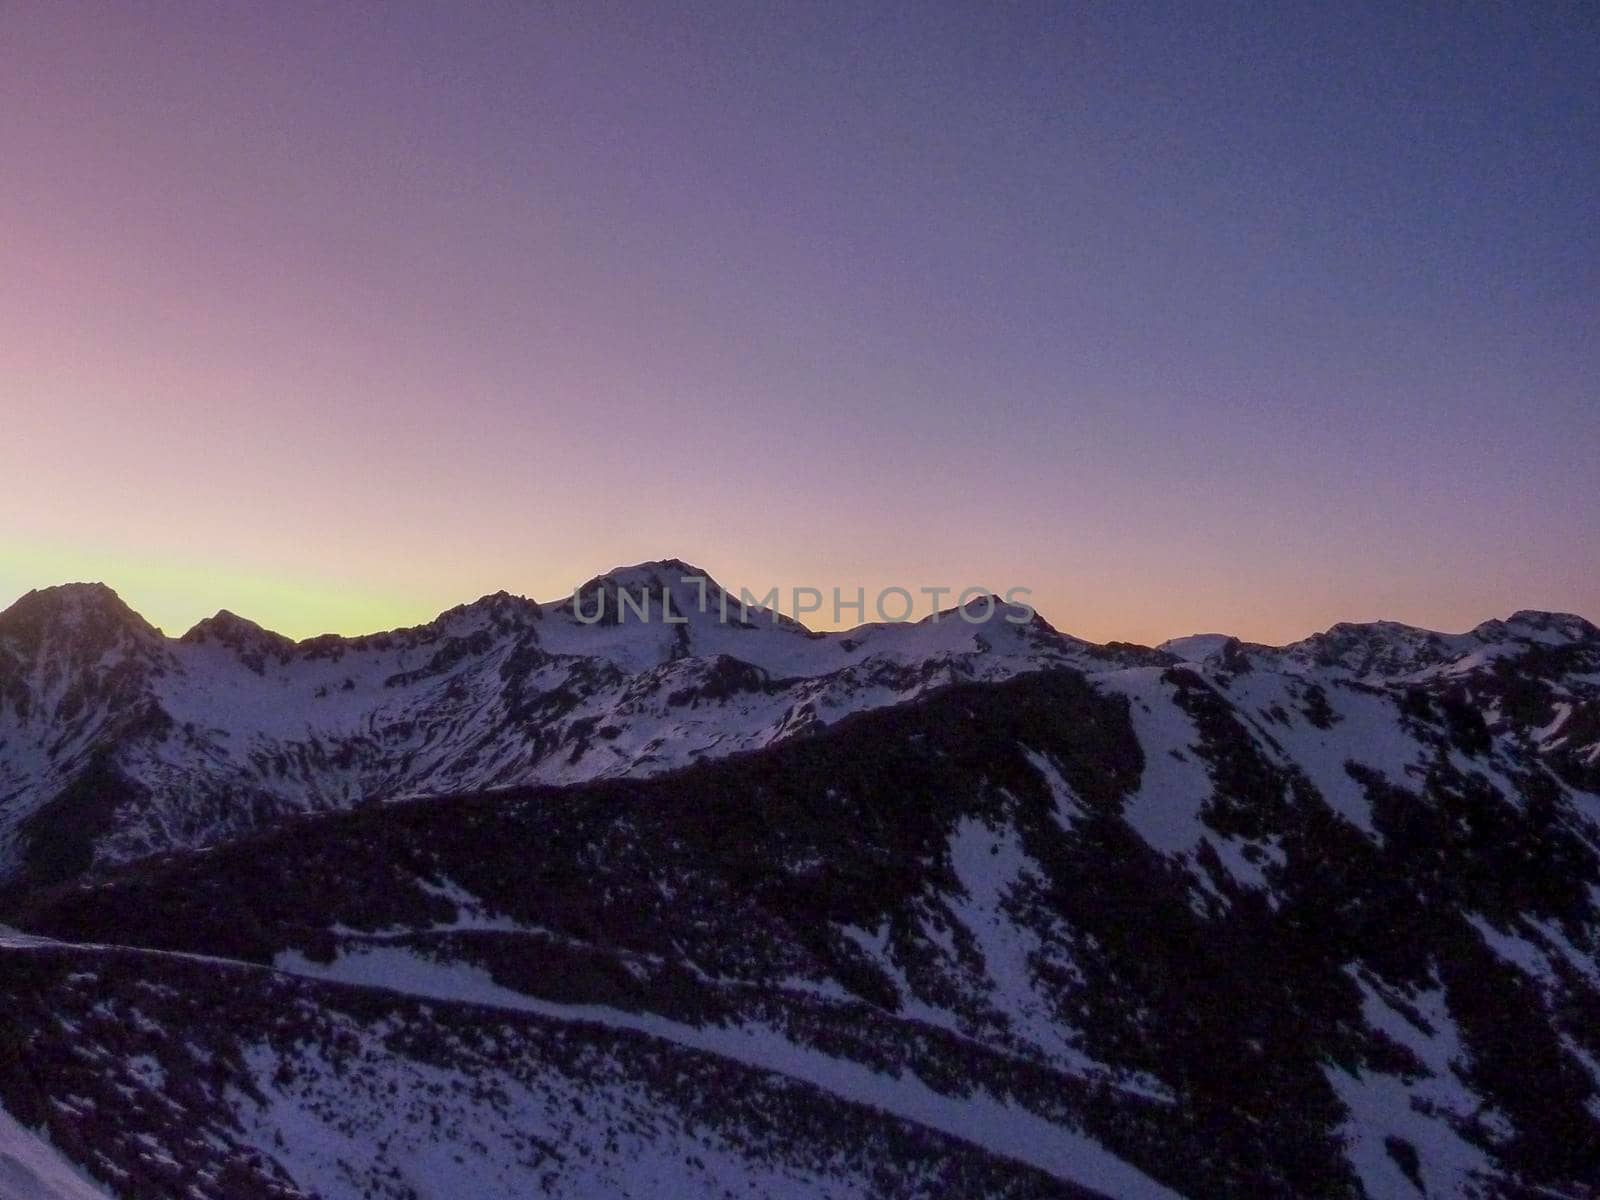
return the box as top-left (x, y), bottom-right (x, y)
top-left (273, 945), bottom-right (1180, 1199)
top-left (0, 1106), bottom-right (113, 1200)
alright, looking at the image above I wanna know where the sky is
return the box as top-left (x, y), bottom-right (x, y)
top-left (2, 2), bottom-right (1596, 645)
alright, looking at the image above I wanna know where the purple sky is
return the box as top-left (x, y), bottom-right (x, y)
top-left (2, 2), bottom-right (1596, 643)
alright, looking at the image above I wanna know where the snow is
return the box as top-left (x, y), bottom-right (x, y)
top-left (534, 571), bottom-right (1074, 684)
top-left (1332, 971), bottom-right (1492, 1198)
top-left (273, 945), bottom-right (1181, 1199)
top-left (838, 923), bottom-right (966, 1035)
top-left (1533, 702), bottom-right (1573, 743)
top-left (1095, 669), bottom-right (1217, 859)
top-left (0, 1106), bottom-right (113, 1200)
top-left (1461, 912), bottom-right (1596, 990)
top-left (1156, 634), bottom-right (1234, 664)
top-left (1326, 1066), bottom-right (1489, 1198)
top-left (9, 563), bottom-right (1596, 885)
top-left (1023, 750), bottom-right (1088, 830)
top-left (1100, 660), bottom-right (1441, 857)
top-left (945, 817), bottom-right (1092, 1066)
top-left (1220, 672), bottom-right (1431, 836)
top-left (0, 564), bottom-right (1119, 871)
top-left (236, 1032), bottom-right (889, 1200)
top-left (408, 874), bottom-right (525, 932)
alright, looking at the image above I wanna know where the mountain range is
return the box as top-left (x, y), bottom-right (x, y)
top-left (1, 561), bottom-right (1598, 1199)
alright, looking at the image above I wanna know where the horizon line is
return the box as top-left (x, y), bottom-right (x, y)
top-left (4, 566), bottom-right (1595, 655)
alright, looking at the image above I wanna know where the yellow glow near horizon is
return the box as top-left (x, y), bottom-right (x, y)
top-left (0, 539), bottom-right (436, 640)
top-left (2, 6), bottom-right (1596, 663)
top-left (4, 534), bottom-right (1587, 651)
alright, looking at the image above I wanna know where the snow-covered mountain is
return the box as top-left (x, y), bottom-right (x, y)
top-left (0, 562), bottom-right (1144, 885)
top-left (2, 564), bottom-right (1599, 1198)
top-left (1161, 609), bottom-right (1600, 685)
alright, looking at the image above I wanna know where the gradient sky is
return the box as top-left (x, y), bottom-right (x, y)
top-left (2, 2), bottom-right (1596, 645)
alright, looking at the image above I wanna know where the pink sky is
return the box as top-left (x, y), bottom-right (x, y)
top-left (3, 5), bottom-right (1595, 645)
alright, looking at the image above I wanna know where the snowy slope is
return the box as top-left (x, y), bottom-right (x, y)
top-left (6, 563), bottom-right (1597, 886)
top-left (7, 648), bottom-right (1600, 1199)
top-left (0, 1106), bottom-right (112, 1200)
top-left (0, 562), bottom-right (1143, 880)
top-left (3, 567), bottom-right (1600, 1198)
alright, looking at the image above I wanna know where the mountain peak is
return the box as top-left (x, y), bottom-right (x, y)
top-left (0, 582), bottom-right (160, 652)
top-left (9, 580), bottom-right (128, 613)
top-left (181, 610), bottom-right (296, 673)
top-left (1278, 620), bottom-right (1460, 678)
top-left (560, 559), bottom-right (772, 628)
top-left (578, 559), bottom-right (719, 593)
top-left (1157, 633), bottom-right (1240, 662)
top-left (430, 590), bottom-right (542, 634)
top-left (1493, 610), bottom-right (1600, 644)
top-left (1340, 620), bottom-right (1436, 643)
top-left (181, 608), bottom-right (292, 645)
